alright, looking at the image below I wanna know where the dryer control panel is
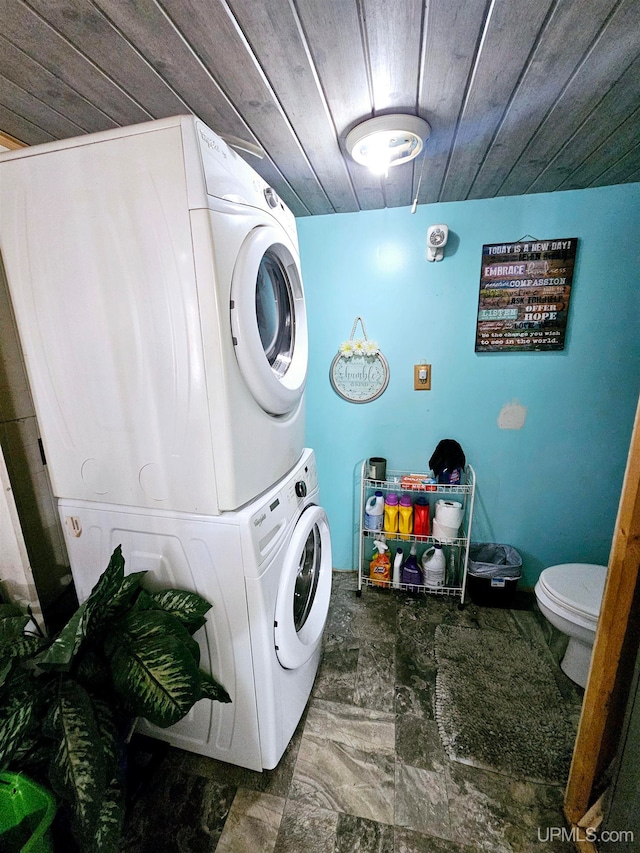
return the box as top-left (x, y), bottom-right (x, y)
top-left (191, 118), bottom-right (298, 247)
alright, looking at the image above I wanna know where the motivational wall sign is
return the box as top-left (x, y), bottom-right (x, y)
top-left (475, 238), bottom-right (578, 352)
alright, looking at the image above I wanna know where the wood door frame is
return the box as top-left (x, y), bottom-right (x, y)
top-left (0, 130), bottom-right (26, 149)
top-left (565, 393), bottom-right (640, 832)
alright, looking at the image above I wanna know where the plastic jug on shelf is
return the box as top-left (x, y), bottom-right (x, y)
top-left (421, 543), bottom-right (445, 588)
top-left (398, 493), bottom-right (413, 540)
top-left (364, 491), bottom-right (384, 531)
top-left (392, 547), bottom-right (403, 590)
top-left (383, 493), bottom-right (399, 534)
top-left (413, 497), bottom-right (430, 538)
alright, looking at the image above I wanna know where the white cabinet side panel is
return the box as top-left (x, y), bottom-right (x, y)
top-left (59, 502), bottom-right (263, 770)
top-left (0, 127), bottom-right (218, 513)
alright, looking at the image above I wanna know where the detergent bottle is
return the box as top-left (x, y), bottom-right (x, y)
top-left (413, 497), bottom-right (430, 538)
top-left (421, 543), bottom-right (446, 588)
top-left (392, 547), bottom-right (403, 590)
top-left (383, 493), bottom-right (399, 535)
top-left (401, 544), bottom-right (422, 592)
top-left (369, 539), bottom-right (391, 587)
top-left (364, 491), bottom-right (384, 531)
top-left (398, 493), bottom-right (413, 540)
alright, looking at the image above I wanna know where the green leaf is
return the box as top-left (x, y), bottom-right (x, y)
top-left (107, 607), bottom-right (201, 666)
top-left (148, 589), bottom-right (212, 633)
top-left (34, 548), bottom-right (139, 672)
top-left (46, 680), bottom-right (106, 842)
top-left (73, 649), bottom-right (111, 694)
top-left (0, 674), bottom-right (41, 768)
top-left (0, 658), bottom-right (13, 688)
top-left (173, 621), bottom-right (201, 666)
top-left (35, 602), bottom-right (90, 671)
top-left (91, 699), bottom-right (120, 774)
top-left (0, 613), bottom-right (31, 639)
top-left (94, 777), bottom-right (125, 853)
top-left (12, 732), bottom-right (51, 770)
top-left (91, 572), bottom-right (147, 631)
top-left (87, 546), bottom-right (126, 607)
top-left (81, 549), bottom-right (148, 640)
top-left (131, 589), bottom-right (155, 610)
top-left (0, 603), bottom-right (25, 619)
top-left (199, 670), bottom-right (231, 704)
top-left (80, 546), bottom-right (125, 620)
top-left (106, 610), bottom-right (202, 727)
top-left (18, 633), bottom-right (47, 656)
top-left (90, 700), bottom-right (124, 848)
top-left (2, 633), bottom-right (45, 667)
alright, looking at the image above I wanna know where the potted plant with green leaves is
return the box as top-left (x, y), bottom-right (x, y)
top-left (0, 545), bottom-right (230, 852)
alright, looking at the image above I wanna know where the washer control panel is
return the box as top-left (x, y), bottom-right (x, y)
top-left (247, 451), bottom-right (318, 566)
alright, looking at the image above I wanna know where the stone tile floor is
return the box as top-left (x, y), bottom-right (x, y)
top-left (121, 572), bottom-right (584, 852)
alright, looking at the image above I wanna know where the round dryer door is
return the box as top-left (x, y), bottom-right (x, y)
top-left (274, 504), bottom-right (332, 670)
top-left (231, 224), bottom-right (308, 415)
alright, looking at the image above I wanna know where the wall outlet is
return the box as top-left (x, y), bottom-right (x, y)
top-left (414, 364), bottom-right (431, 390)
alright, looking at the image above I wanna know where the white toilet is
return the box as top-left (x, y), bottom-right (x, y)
top-left (534, 563), bottom-right (608, 688)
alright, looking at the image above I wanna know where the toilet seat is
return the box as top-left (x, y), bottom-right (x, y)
top-left (538, 563), bottom-right (607, 623)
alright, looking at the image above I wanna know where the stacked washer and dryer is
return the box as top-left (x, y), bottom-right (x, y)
top-left (0, 116), bottom-right (332, 771)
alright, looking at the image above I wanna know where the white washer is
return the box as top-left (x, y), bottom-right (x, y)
top-left (0, 116), bottom-right (307, 513)
top-left (58, 448), bottom-right (332, 771)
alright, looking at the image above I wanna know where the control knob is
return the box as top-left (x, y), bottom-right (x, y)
top-left (295, 480), bottom-right (307, 498)
top-left (264, 187), bottom-right (279, 208)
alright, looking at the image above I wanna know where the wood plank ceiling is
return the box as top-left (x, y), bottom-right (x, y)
top-left (0, 0), bottom-right (639, 216)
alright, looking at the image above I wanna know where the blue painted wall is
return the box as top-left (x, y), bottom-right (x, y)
top-left (297, 183), bottom-right (640, 587)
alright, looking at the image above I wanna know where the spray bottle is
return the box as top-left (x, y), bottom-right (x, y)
top-left (369, 539), bottom-right (391, 587)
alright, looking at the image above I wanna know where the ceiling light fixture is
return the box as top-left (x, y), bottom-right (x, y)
top-left (345, 115), bottom-right (431, 177)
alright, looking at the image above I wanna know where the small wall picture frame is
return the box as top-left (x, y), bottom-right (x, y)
top-left (329, 316), bottom-right (389, 403)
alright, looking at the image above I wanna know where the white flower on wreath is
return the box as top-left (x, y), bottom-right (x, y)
top-left (339, 338), bottom-right (380, 358)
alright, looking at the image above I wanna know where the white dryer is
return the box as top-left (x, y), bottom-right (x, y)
top-left (0, 116), bottom-right (307, 513)
top-left (58, 448), bottom-right (332, 771)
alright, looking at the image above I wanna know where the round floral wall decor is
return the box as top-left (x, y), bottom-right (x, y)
top-left (330, 316), bottom-right (389, 403)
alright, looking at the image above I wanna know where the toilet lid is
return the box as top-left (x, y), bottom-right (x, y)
top-left (539, 563), bottom-right (607, 620)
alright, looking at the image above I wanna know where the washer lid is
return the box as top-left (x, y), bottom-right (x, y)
top-left (540, 563), bottom-right (608, 620)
